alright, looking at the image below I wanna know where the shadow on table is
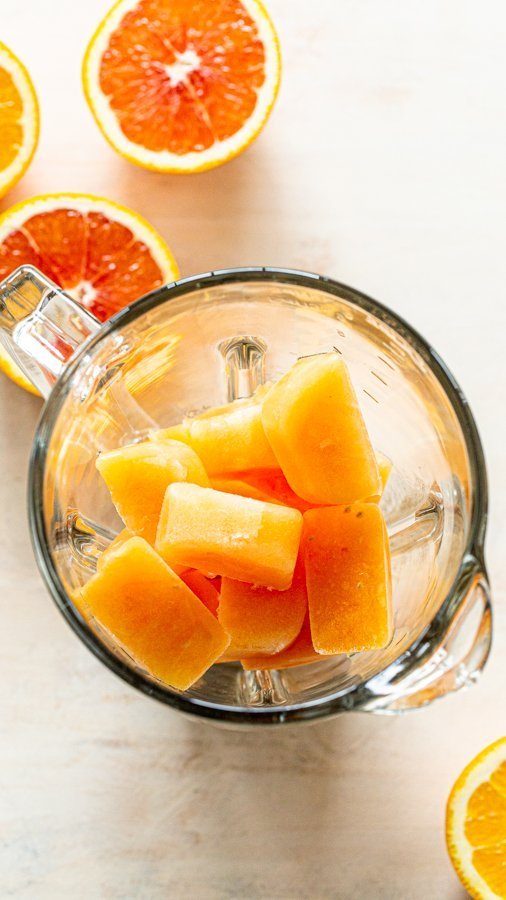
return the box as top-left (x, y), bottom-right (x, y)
top-left (130, 711), bottom-right (433, 898)
top-left (101, 699), bottom-right (465, 899)
top-left (0, 379), bottom-right (42, 569)
top-left (107, 143), bottom-right (290, 276)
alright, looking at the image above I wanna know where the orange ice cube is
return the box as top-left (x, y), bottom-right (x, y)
top-left (212, 469), bottom-right (315, 512)
top-left (302, 503), bottom-right (392, 654)
top-left (156, 483), bottom-right (302, 590)
top-left (241, 613), bottom-right (324, 670)
top-left (184, 389), bottom-right (277, 475)
top-left (262, 354), bottom-right (381, 504)
top-left (180, 569), bottom-right (220, 617)
top-left (96, 438), bottom-right (209, 543)
top-left (151, 422), bottom-right (190, 443)
top-left (213, 451), bottom-right (391, 511)
top-left (96, 528), bottom-right (134, 571)
top-left (218, 559), bottom-right (307, 656)
top-left (77, 537), bottom-right (230, 690)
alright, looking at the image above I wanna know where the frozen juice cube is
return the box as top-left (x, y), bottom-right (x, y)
top-left (77, 537), bottom-right (230, 690)
top-left (218, 559), bottom-right (307, 656)
top-left (185, 392), bottom-right (278, 475)
top-left (214, 453), bottom-right (389, 511)
top-left (156, 483), bottom-right (302, 590)
top-left (262, 353), bottom-right (381, 504)
top-left (97, 530), bottom-right (188, 578)
top-left (241, 613), bottom-right (323, 670)
top-left (151, 385), bottom-right (276, 475)
top-left (303, 503), bottom-right (392, 654)
top-left (151, 423), bottom-right (191, 443)
top-left (96, 438), bottom-right (209, 543)
top-left (96, 528), bottom-right (134, 571)
top-left (180, 570), bottom-right (220, 617)
top-left (212, 470), bottom-right (316, 512)
top-left (210, 475), bottom-right (278, 505)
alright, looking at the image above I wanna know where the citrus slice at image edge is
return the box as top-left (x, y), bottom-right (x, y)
top-left (0, 193), bottom-right (179, 394)
top-left (0, 42), bottom-right (39, 199)
top-left (82, 0), bottom-right (281, 173)
top-left (446, 737), bottom-right (506, 899)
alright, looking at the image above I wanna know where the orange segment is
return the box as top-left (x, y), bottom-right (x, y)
top-left (0, 66), bottom-right (23, 170)
top-left (447, 737), bottom-right (506, 899)
top-left (465, 780), bottom-right (506, 849)
top-left (472, 845), bottom-right (506, 899)
top-left (77, 536), bottom-right (230, 690)
top-left (0, 43), bottom-right (39, 198)
top-left (302, 504), bottom-right (392, 654)
top-left (82, 0), bottom-right (281, 172)
top-left (23, 207), bottom-right (88, 286)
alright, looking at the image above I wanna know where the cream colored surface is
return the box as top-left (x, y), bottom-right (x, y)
top-left (1, 1), bottom-right (505, 897)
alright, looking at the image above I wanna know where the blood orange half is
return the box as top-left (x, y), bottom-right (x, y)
top-left (0, 193), bottom-right (178, 393)
top-left (82, 0), bottom-right (281, 173)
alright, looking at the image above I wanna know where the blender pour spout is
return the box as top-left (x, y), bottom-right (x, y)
top-left (0, 265), bottom-right (100, 398)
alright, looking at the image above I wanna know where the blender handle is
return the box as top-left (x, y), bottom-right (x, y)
top-left (0, 265), bottom-right (100, 398)
top-left (363, 556), bottom-right (492, 713)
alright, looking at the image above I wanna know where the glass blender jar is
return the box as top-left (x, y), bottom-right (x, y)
top-left (0, 264), bottom-right (491, 724)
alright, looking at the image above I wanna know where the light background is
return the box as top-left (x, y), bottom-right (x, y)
top-left (1, 1), bottom-right (505, 897)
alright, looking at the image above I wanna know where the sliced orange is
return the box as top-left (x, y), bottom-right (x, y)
top-left (0, 43), bottom-right (39, 200)
top-left (82, 0), bottom-right (281, 173)
top-left (446, 737), bottom-right (506, 899)
top-left (0, 193), bottom-right (178, 393)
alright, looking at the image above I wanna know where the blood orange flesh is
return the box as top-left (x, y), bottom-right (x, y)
top-left (83, 0), bottom-right (281, 171)
top-left (0, 195), bottom-right (178, 322)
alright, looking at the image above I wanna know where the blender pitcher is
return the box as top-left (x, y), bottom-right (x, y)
top-left (0, 263), bottom-right (492, 725)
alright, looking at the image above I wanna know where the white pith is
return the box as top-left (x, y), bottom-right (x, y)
top-left (83, 0), bottom-right (280, 171)
top-left (0, 45), bottom-right (38, 192)
top-left (164, 48), bottom-right (201, 86)
top-left (67, 279), bottom-right (98, 308)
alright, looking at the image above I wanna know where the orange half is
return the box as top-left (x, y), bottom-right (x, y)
top-left (0, 42), bottom-right (39, 199)
top-left (83, 0), bottom-right (281, 172)
top-left (446, 737), bottom-right (506, 899)
top-left (0, 193), bottom-right (178, 392)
